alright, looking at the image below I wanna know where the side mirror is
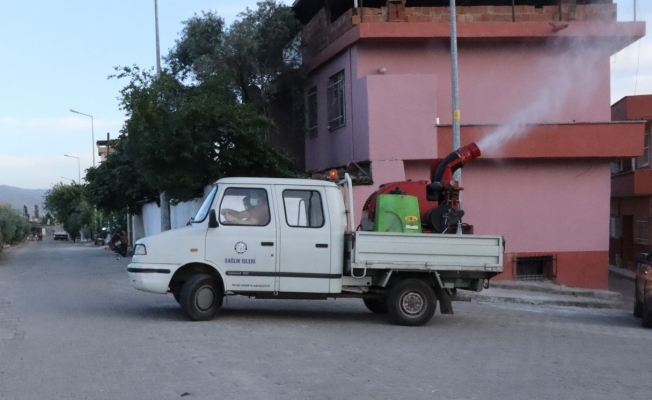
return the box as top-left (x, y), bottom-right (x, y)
top-left (208, 209), bottom-right (219, 228)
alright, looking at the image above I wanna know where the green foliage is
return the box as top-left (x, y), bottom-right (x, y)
top-left (0, 205), bottom-right (31, 245)
top-left (85, 135), bottom-right (158, 214)
top-left (167, 0), bottom-right (304, 111)
top-left (40, 212), bottom-right (54, 226)
top-left (110, 65), bottom-right (296, 204)
top-left (86, 1), bottom-right (303, 213)
top-left (44, 183), bottom-right (93, 239)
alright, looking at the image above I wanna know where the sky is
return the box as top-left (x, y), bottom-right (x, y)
top-left (0, 0), bottom-right (649, 190)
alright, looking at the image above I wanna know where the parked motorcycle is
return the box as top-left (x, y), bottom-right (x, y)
top-left (108, 231), bottom-right (128, 257)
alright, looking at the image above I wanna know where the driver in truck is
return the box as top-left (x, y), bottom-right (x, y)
top-left (220, 189), bottom-right (270, 226)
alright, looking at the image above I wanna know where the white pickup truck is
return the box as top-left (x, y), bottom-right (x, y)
top-left (128, 175), bottom-right (504, 326)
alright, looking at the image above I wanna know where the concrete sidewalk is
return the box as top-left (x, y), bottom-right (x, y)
top-left (609, 264), bottom-right (636, 282)
top-left (456, 279), bottom-right (624, 310)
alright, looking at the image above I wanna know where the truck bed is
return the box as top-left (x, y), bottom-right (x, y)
top-left (351, 232), bottom-right (503, 273)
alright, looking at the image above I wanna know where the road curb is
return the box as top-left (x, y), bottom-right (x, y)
top-left (456, 289), bottom-right (623, 310)
top-left (488, 280), bottom-right (621, 301)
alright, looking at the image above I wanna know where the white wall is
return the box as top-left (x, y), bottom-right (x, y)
top-left (133, 185), bottom-right (213, 240)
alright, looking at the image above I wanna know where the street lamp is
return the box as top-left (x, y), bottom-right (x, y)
top-left (60, 176), bottom-right (76, 184)
top-left (70, 109), bottom-right (95, 167)
top-left (64, 154), bottom-right (81, 183)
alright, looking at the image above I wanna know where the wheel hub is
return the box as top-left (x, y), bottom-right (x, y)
top-left (195, 286), bottom-right (215, 311)
top-left (401, 291), bottom-right (425, 316)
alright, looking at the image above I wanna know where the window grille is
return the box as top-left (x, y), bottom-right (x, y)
top-left (327, 71), bottom-right (346, 130)
top-left (307, 86), bottom-right (318, 138)
top-left (514, 255), bottom-right (556, 281)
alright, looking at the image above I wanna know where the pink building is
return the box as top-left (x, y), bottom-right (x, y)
top-left (293, 0), bottom-right (646, 289)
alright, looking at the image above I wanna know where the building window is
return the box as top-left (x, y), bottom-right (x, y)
top-left (636, 130), bottom-right (650, 168)
top-left (307, 86), bottom-right (318, 138)
top-left (634, 218), bottom-right (650, 245)
top-left (514, 255), bottom-right (556, 281)
top-left (327, 71), bottom-right (346, 130)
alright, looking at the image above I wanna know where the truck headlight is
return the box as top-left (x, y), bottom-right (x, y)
top-left (134, 244), bottom-right (147, 256)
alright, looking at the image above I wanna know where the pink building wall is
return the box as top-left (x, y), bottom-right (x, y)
top-left (355, 41), bottom-right (612, 124)
top-left (306, 40), bottom-right (612, 171)
top-left (463, 160), bottom-right (611, 253)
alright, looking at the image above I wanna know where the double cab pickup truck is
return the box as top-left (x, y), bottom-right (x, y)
top-left (128, 175), bottom-right (504, 326)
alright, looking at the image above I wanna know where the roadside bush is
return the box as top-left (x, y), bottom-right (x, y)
top-left (0, 205), bottom-right (31, 245)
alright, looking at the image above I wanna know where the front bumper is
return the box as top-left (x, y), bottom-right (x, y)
top-left (127, 263), bottom-right (175, 294)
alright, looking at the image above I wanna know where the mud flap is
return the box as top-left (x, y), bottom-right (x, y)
top-left (431, 272), bottom-right (454, 315)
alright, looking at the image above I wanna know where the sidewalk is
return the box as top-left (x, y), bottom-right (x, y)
top-left (609, 264), bottom-right (636, 282)
top-left (456, 279), bottom-right (624, 310)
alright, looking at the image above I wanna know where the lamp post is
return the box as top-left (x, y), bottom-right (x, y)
top-left (64, 154), bottom-right (81, 183)
top-left (70, 109), bottom-right (95, 167)
top-left (60, 176), bottom-right (75, 184)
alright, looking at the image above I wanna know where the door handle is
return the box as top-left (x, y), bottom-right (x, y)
top-left (261, 242), bottom-right (274, 247)
top-left (316, 244), bottom-right (328, 248)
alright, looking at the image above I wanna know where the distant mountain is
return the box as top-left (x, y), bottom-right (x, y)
top-left (0, 185), bottom-right (47, 217)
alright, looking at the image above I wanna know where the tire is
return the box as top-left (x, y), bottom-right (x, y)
top-left (180, 274), bottom-right (223, 321)
top-left (118, 245), bottom-right (128, 257)
top-left (172, 291), bottom-right (181, 304)
top-left (642, 293), bottom-right (652, 329)
top-left (387, 279), bottom-right (437, 326)
top-left (363, 298), bottom-right (388, 314)
top-left (634, 279), bottom-right (643, 318)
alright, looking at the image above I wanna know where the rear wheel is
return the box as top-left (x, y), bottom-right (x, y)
top-left (363, 298), bottom-right (388, 314)
top-left (180, 274), bottom-right (223, 321)
top-left (387, 279), bottom-right (437, 326)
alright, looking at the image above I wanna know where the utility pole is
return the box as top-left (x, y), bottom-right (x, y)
top-left (449, 0), bottom-right (463, 235)
top-left (449, 0), bottom-right (461, 177)
top-left (154, 0), bottom-right (171, 232)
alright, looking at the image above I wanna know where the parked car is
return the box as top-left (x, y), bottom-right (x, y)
top-left (634, 252), bottom-right (652, 328)
top-left (53, 232), bottom-right (68, 241)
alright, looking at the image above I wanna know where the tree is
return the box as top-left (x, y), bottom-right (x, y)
top-left (167, 1), bottom-right (303, 112)
top-left (85, 135), bottom-right (158, 214)
top-left (112, 65), bottom-right (296, 205)
top-left (44, 183), bottom-right (93, 239)
top-left (0, 205), bottom-right (31, 245)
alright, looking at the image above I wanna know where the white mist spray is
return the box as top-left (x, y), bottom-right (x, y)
top-left (477, 36), bottom-right (611, 156)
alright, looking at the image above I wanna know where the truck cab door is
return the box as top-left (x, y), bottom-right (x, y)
top-left (275, 186), bottom-right (334, 293)
top-left (206, 185), bottom-right (277, 292)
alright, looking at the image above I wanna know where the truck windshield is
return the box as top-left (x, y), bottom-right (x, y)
top-left (192, 185), bottom-right (218, 223)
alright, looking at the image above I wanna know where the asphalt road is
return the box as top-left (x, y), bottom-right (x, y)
top-left (1, 238), bottom-right (652, 400)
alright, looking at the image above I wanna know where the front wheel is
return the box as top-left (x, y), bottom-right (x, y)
top-left (180, 274), bottom-right (223, 321)
top-left (387, 279), bottom-right (437, 326)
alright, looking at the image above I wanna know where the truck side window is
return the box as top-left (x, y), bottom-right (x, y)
top-left (282, 190), bottom-right (324, 228)
top-left (219, 188), bottom-right (270, 226)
